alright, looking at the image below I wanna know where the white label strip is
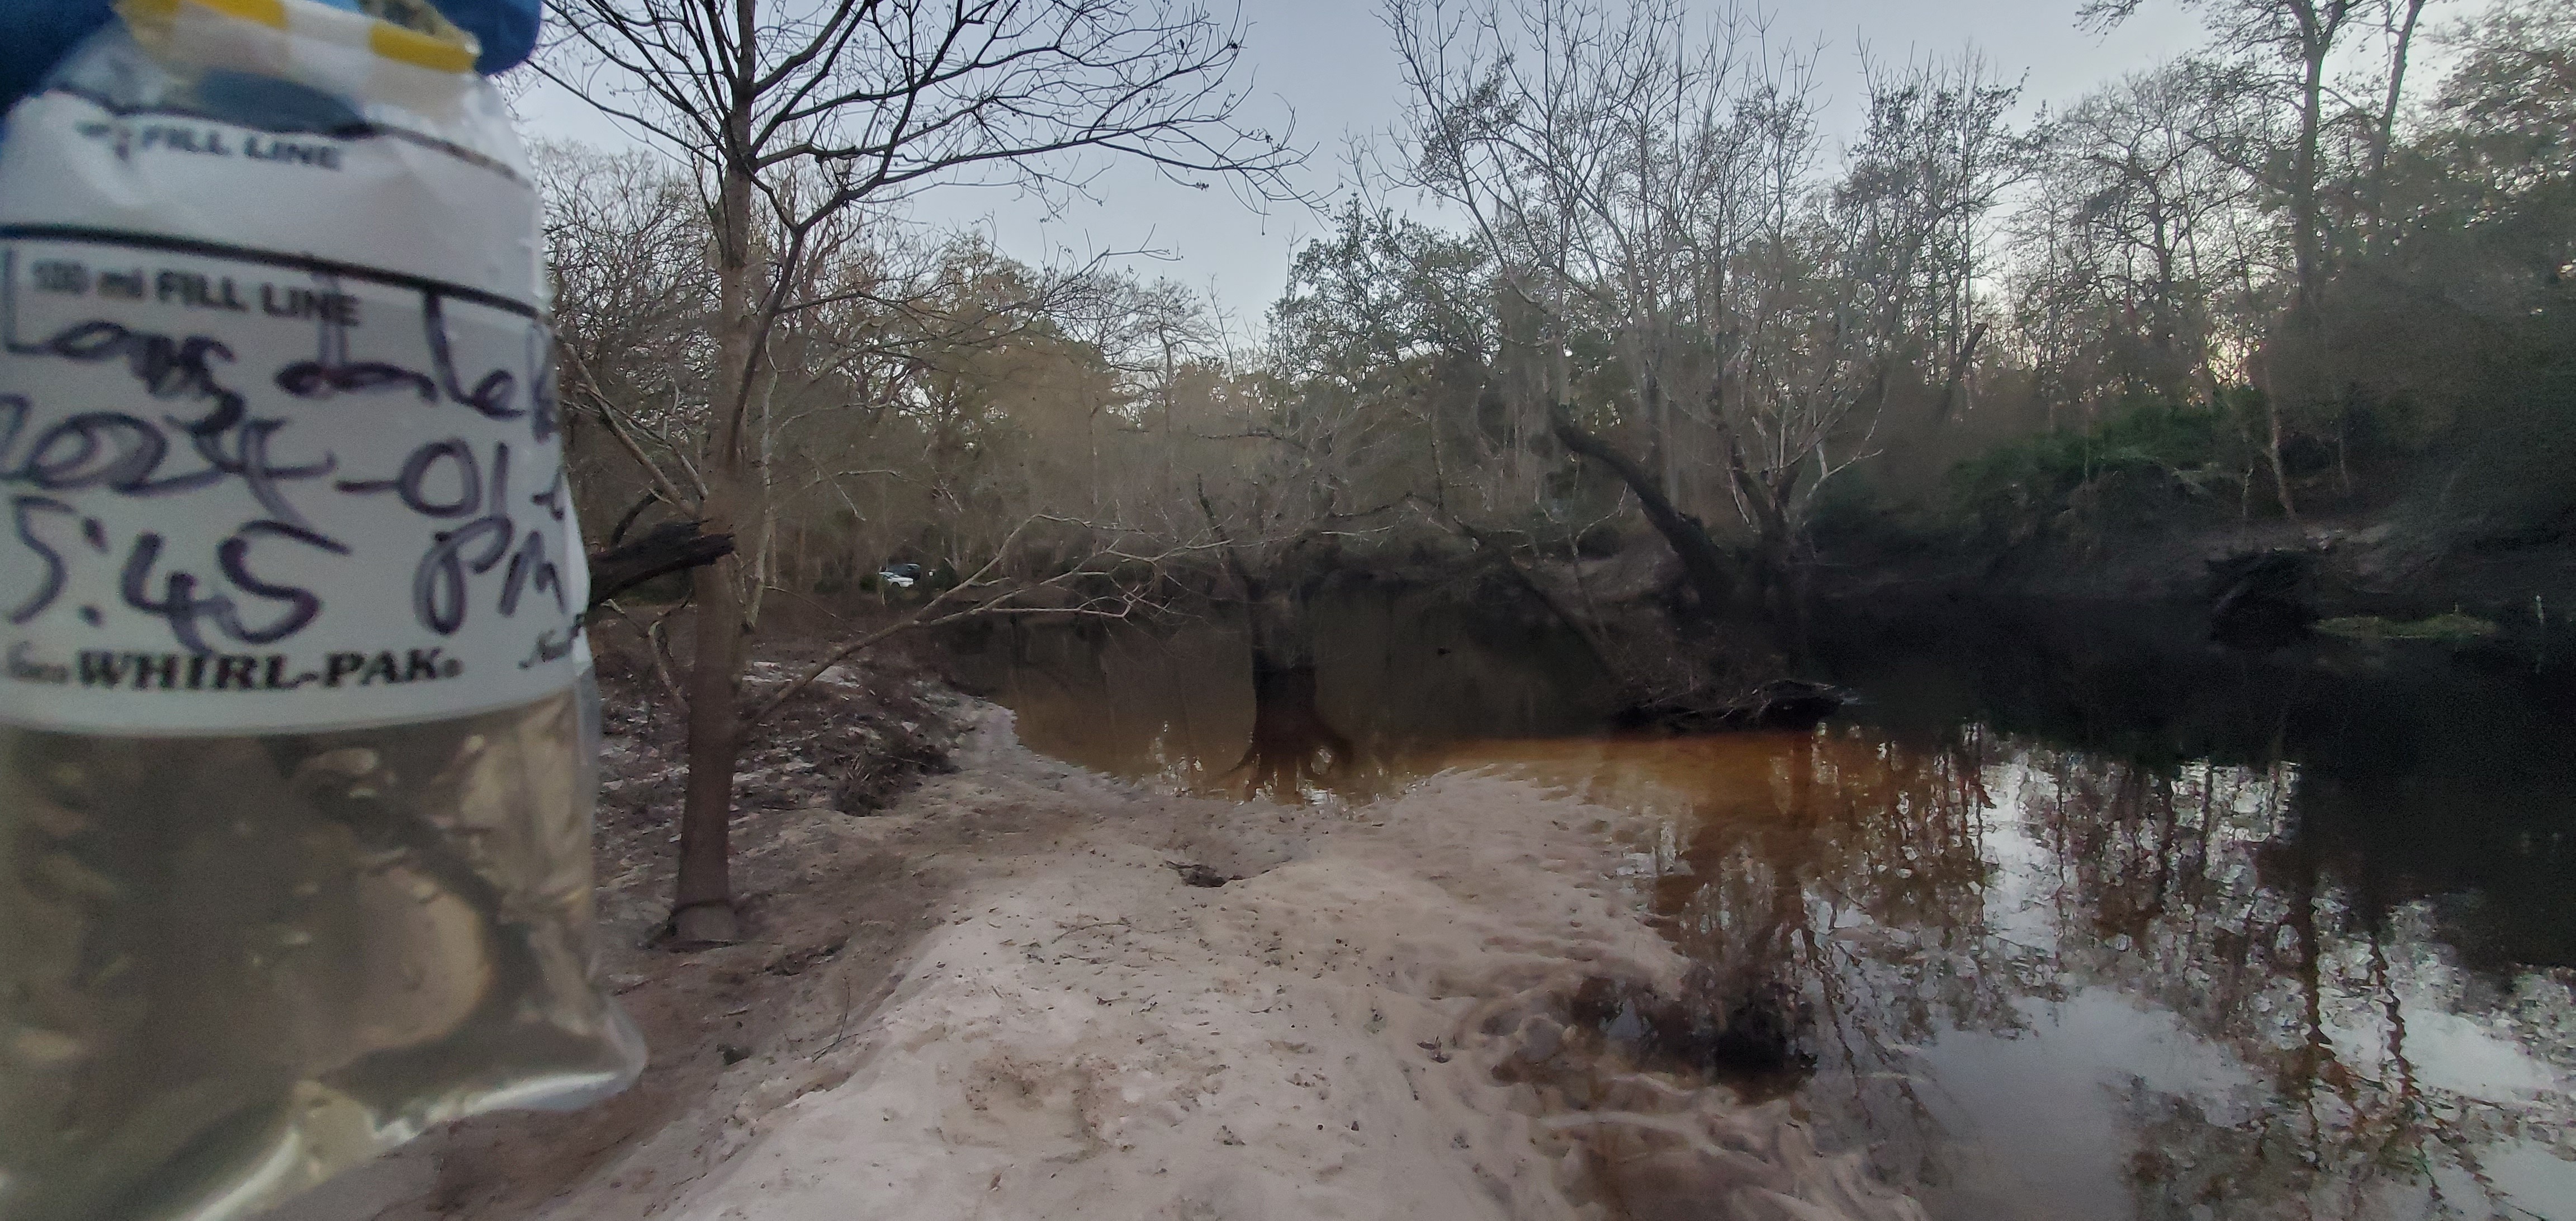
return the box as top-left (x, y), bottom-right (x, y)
top-left (0, 231), bottom-right (583, 733)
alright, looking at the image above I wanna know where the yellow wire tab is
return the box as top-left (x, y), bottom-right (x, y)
top-left (120, 0), bottom-right (288, 30)
top-left (118, 0), bottom-right (482, 75)
top-left (370, 22), bottom-right (477, 72)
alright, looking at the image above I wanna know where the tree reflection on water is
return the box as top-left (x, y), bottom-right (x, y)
top-left (1518, 726), bottom-right (2576, 1220)
top-left (960, 599), bottom-right (2576, 1219)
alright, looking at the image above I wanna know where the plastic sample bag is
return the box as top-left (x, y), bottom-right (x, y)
top-left (0, 2), bottom-right (646, 1217)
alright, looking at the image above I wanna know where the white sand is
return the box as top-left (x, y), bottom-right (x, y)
top-left (272, 706), bottom-right (1926, 1221)
top-left (552, 710), bottom-right (1924, 1221)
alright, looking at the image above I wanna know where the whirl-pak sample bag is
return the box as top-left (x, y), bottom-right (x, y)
top-left (0, 2), bottom-right (645, 1218)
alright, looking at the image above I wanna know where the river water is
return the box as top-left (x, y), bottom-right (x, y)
top-left (951, 591), bottom-right (2576, 1220)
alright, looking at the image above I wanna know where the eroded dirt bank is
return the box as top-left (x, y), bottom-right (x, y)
top-left (265, 690), bottom-right (1922, 1221)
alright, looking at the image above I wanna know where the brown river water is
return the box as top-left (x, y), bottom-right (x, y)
top-left (953, 589), bottom-right (2576, 1221)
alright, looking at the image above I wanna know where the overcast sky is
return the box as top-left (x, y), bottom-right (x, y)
top-left (515, 0), bottom-right (2215, 326)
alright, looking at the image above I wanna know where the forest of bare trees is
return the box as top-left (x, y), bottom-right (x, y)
top-left (537, 0), bottom-right (2576, 934)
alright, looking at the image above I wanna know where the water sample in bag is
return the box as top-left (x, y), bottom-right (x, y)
top-left (0, 2), bottom-right (646, 1217)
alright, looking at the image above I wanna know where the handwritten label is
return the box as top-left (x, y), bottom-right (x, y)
top-left (0, 235), bottom-right (583, 733)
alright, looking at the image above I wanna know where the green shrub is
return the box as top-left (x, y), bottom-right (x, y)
top-left (1948, 397), bottom-right (2250, 543)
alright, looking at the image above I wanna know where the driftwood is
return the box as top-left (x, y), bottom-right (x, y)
top-left (586, 521), bottom-right (736, 613)
top-left (1616, 678), bottom-right (1853, 734)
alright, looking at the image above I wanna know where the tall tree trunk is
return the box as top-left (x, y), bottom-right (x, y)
top-left (742, 363), bottom-right (776, 626)
top-left (1930, 321), bottom-right (1989, 424)
top-left (673, 91), bottom-right (760, 944)
top-left (2265, 389), bottom-right (2298, 520)
top-left (1731, 456), bottom-right (1796, 628)
top-left (2291, 17), bottom-right (2331, 316)
top-left (675, 481), bottom-right (744, 942)
top-left (2272, 4), bottom-right (2345, 524)
top-left (1549, 404), bottom-right (1743, 620)
top-left (2367, 0), bottom-right (2427, 255)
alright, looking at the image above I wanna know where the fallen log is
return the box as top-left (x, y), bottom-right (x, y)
top-left (1616, 678), bottom-right (1853, 734)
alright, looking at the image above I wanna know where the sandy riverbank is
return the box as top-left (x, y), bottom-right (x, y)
top-left (262, 693), bottom-right (1921, 1221)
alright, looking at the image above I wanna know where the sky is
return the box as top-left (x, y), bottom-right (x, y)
top-left (513, 0), bottom-right (2215, 328)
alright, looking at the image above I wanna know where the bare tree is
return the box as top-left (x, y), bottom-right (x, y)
top-left (539, 142), bottom-right (717, 531)
top-left (541, 0), bottom-right (1297, 941)
top-left (1388, 0), bottom-right (1789, 614)
top-left (2086, 0), bottom-right (2371, 518)
top-left (2086, 0), bottom-right (2362, 312)
top-left (1730, 51), bottom-right (2022, 598)
top-left (2006, 61), bottom-right (2274, 418)
top-left (1388, 0), bottom-right (2021, 621)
